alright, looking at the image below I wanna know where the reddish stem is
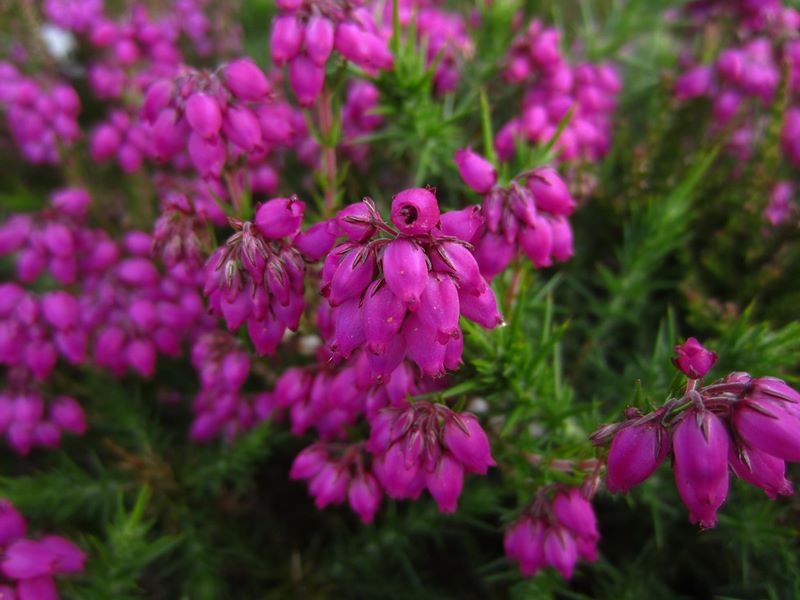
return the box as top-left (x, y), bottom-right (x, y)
top-left (318, 87), bottom-right (338, 217)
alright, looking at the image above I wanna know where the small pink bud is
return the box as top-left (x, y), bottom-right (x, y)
top-left (222, 105), bottom-right (263, 152)
top-left (41, 291), bottom-right (79, 331)
top-left (188, 132), bottom-right (226, 178)
top-left (454, 148), bottom-right (497, 194)
top-left (438, 206), bottom-right (484, 242)
top-left (255, 197), bottom-right (305, 239)
top-left (271, 15), bottom-right (303, 65)
top-left (294, 221), bottom-right (338, 262)
top-left (305, 16), bottom-right (335, 66)
top-left (606, 421), bottom-right (670, 493)
top-left (382, 239), bottom-right (429, 308)
top-left (425, 452), bottom-right (464, 513)
top-left (185, 93), bottom-right (222, 139)
top-left (673, 337), bottom-right (717, 379)
top-left (729, 445), bottom-right (793, 499)
top-left (224, 59), bottom-right (271, 101)
top-left (443, 413), bottom-right (495, 474)
top-left (0, 500), bottom-right (26, 546)
top-left (528, 167), bottom-right (575, 216)
top-left (552, 488), bottom-right (599, 540)
top-left (348, 472), bottom-right (382, 523)
top-left (337, 202), bottom-right (376, 242)
top-left (290, 445), bottom-right (328, 480)
top-left (543, 527), bottom-right (578, 580)
top-left (327, 247), bottom-right (375, 306)
top-left (363, 281), bottom-right (406, 354)
top-left (50, 396), bottom-right (87, 435)
top-left (289, 55), bottom-right (325, 107)
top-left (457, 286), bottom-right (503, 329)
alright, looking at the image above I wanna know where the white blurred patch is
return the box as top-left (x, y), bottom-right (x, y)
top-left (41, 25), bottom-right (76, 60)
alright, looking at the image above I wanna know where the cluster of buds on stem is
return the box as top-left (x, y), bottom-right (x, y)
top-left (270, 0), bottom-right (392, 106)
top-left (592, 338), bottom-right (800, 528)
top-left (453, 151), bottom-right (576, 280)
top-left (204, 197), bottom-right (307, 356)
top-left (367, 401), bottom-right (494, 513)
top-left (504, 485), bottom-right (600, 579)
top-left (290, 442), bottom-right (382, 523)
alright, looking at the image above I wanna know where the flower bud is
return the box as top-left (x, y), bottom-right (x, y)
top-left (443, 413), bottom-right (495, 474)
top-left (438, 206), bottom-right (484, 242)
top-left (457, 286), bottom-right (502, 329)
top-left (290, 445), bottom-right (328, 480)
top-left (425, 453), bottom-right (464, 513)
top-left (289, 55), bottom-right (325, 107)
top-left (673, 337), bottom-right (717, 379)
top-left (606, 421), bottom-right (670, 493)
top-left (188, 132), bottom-right (226, 178)
top-left (729, 445), bottom-right (793, 499)
top-left (222, 105), bottom-right (263, 152)
top-left (270, 15), bottom-right (303, 65)
top-left (528, 168), bottom-right (575, 215)
top-left (224, 58), bottom-right (271, 101)
top-left (543, 527), bottom-right (577, 579)
top-left (337, 202), bottom-right (376, 242)
top-left (454, 148), bottom-right (497, 194)
top-left (255, 197), bottom-right (305, 239)
top-left (50, 396), bottom-right (87, 435)
top-left (348, 472), bottom-right (382, 523)
top-left (382, 239), bottom-right (429, 308)
top-left (672, 410), bottom-right (730, 528)
top-left (305, 16), bottom-right (335, 65)
top-left (185, 93), bottom-right (222, 139)
top-left (41, 291), bottom-right (79, 331)
top-left (363, 281), bottom-right (406, 354)
top-left (0, 499), bottom-right (26, 546)
top-left (328, 247), bottom-right (375, 306)
top-left (294, 221), bottom-right (338, 262)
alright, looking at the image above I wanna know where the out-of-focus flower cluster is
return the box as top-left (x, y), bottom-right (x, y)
top-left (0, 498), bottom-right (86, 598)
top-left (673, 0), bottom-right (799, 225)
top-left (498, 19), bottom-right (620, 164)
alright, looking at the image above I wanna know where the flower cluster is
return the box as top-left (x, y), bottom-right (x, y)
top-left (497, 20), bottom-right (620, 163)
top-left (593, 338), bottom-right (800, 528)
top-left (142, 59), bottom-right (273, 178)
top-left (189, 331), bottom-right (272, 442)
top-left (90, 109), bottom-right (154, 173)
top-left (270, 0), bottom-right (393, 106)
top-left (378, 0), bottom-right (473, 94)
top-left (504, 487), bottom-right (599, 579)
top-left (367, 401), bottom-right (494, 513)
top-left (454, 151), bottom-right (576, 279)
top-left (0, 64), bottom-right (80, 165)
top-left (0, 498), bottom-right (86, 598)
top-left (322, 188), bottom-right (503, 379)
top-left (290, 442), bottom-right (382, 523)
top-left (203, 197), bottom-right (307, 356)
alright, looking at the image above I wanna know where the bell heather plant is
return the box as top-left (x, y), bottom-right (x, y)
top-left (0, 0), bottom-right (799, 597)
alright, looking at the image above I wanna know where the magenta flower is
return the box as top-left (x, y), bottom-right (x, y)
top-left (605, 419), bottom-right (670, 493)
top-left (455, 149), bottom-right (497, 194)
top-left (673, 337), bottom-right (718, 379)
top-left (672, 409), bottom-right (730, 528)
top-left (369, 402), bottom-right (493, 512)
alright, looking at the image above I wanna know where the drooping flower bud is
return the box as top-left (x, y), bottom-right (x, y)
top-left (606, 420), bottom-right (670, 493)
top-left (255, 197), bottom-right (305, 239)
top-left (672, 409), bottom-right (730, 528)
top-left (455, 148), bottom-right (497, 194)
